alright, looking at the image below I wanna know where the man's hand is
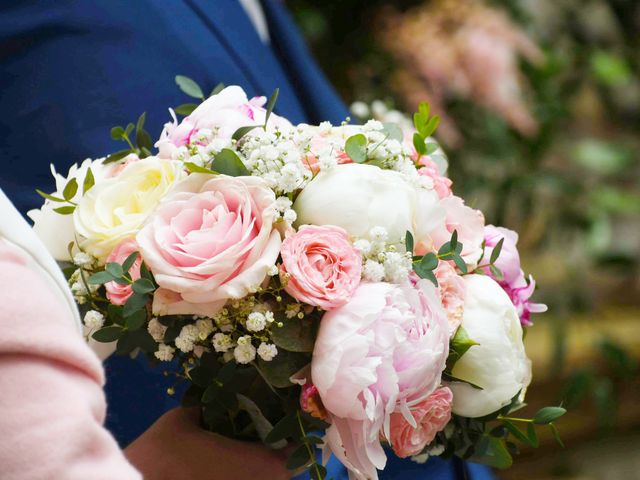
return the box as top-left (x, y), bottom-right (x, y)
top-left (125, 407), bottom-right (291, 480)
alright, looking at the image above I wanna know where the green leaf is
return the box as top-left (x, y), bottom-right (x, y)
top-left (489, 264), bottom-right (503, 281)
top-left (310, 464), bottom-right (328, 480)
top-left (92, 326), bottom-right (123, 342)
top-left (123, 293), bottom-right (148, 317)
top-left (265, 413), bottom-right (298, 444)
top-left (527, 423), bottom-right (539, 448)
top-left (36, 189), bottom-right (65, 203)
top-left (87, 271), bottom-right (115, 285)
top-left (232, 125), bottom-right (260, 141)
top-left (184, 162), bottom-right (217, 174)
top-left (110, 126), bottom-right (125, 140)
top-left (490, 238), bottom-right (504, 264)
top-left (264, 88), bottom-right (280, 127)
top-left (271, 315), bottom-right (317, 352)
top-left (175, 75), bottom-right (204, 99)
top-left (533, 406), bottom-right (566, 425)
top-left (53, 206), bottom-right (75, 215)
top-left (125, 123), bottom-right (135, 137)
top-left (125, 309), bottom-right (146, 331)
top-left (425, 142), bottom-right (439, 155)
top-left (419, 252), bottom-right (439, 271)
top-left (405, 231), bottom-right (414, 254)
top-left (256, 350), bottom-right (309, 388)
top-left (135, 112), bottom-right (153, 150)
top-left (473, 436), bottom-right (513, 469)
top-left (286, 444), bottom-right (312, 470)
top-left (104, 149), bottom-right (133, 164)
top-left (212, 149), bottom-right (250, 176)
top-left (414, 267), bottom-right (437, 286)
top-left (210, 83), bottom-right (225, 96)
top-left (442, 372), bottom-right (483, 390)
top-left (62, 178), bottom-right (78, 201)
top-left (503, 421), bottom-right (533, 447)
top-left (140, 262), bottom-right (153, 282)
top-left (549, 423), bottom-right (564, 447)
top-left (423, 115), bottom-right (440, 137)
top-left (450, 230), bottom-right (458, 252)
top-left (217, 360), bottom-right (237, 384)
top-left (174, 103), bottom-right (198, 116)
top-left (121, 252), bottom-right (139, 273)
top-left (413, 132), bottom-right (426, 156)
top-left (105, 262), bottom-right (124, 279)
top-left (83, 168), bottom-right (95, 194)
top-left (452, 254), bottom-right (468, 274)
top-left (132, 278), bottom-right (156, 295)
top-left (190, 366), bottom-right (216, 388)
top-left (345, 134), bottom-right (367, 163)
top-left (382, 122), bottom-right (403, 142)
top-left (304, 435), bottom-right (324, 445)
top-left (451, 326), bottom-right (479, 358)
top-left (135, 111), bottom-right (146, 133)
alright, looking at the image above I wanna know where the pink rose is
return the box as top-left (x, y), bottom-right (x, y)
top-left (156, 86), bottom-right (291, 159)
top-left (312, 280), bottom-right (449, 479)
top-left (428, 195), bottom-right (485, 265)
top-left (417, 157), bottom-right (452, 199)
top-left (136, 174), bottom-right (281, 317)
top-left (280, 225), bottom-right (361, 310)
top-left (389, 387), bottom-right (453, 458)
top-left (105, 238), bottom-right (142, 306)
top-left (435, 263), bottom-right (466, 335)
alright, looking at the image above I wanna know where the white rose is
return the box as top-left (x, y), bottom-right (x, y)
top-left (27, 158), bottom-right (116, 260)
top-left (74, 157), bottom-right (185, 262)
top-left (293, 163), bottom-right (444, 246)
top-left (449, 274), bottom-right (531, 418)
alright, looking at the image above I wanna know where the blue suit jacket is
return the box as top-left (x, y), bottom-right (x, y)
top-left (0, 2), bottom-right (492, 478)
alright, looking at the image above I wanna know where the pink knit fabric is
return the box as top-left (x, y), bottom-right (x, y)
top-left (0, 240), bottom-right (141, 480)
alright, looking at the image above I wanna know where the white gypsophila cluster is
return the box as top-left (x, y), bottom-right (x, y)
top-left (273, 196), bottom-right (297, 228)
top-left (212, 333), bottom-right (234, 353)
top-left (83, 310), bottom-right (104, 330)
top-left (147, 318), bottom-right (167, 343)
top-left (69, 269), bottom-right (99, 304)
top-left (172, 127), bottom-right (233, 167)
top-left (212, 310), bottom-right (234, 332)
top-left (155, 343), bottom-right (175, 362)
top-left (356, 227), bottom-right (412, 284)
top-left (246, 312), bottom-right (267, 332)
top-left (240, 128), bottom-right (312, 195)
top-left (257, 342), bottom-right (278, 361)
top-left (410, 444), bottom-right (446, 465)
top-left (267, 264), bottom-right (279, 276)
top-left (73, 252), bottom-right (94, 269)
top-left (233, 335), bottom-right (256, 364)
top-left (174, 324), bottom-right (199, 353)
top-left (195, 318), bottom-right (214, 340)
top-left (284, 303), bottom-right (301, 319)
top-left (360, 120), bottom-right (414, 172)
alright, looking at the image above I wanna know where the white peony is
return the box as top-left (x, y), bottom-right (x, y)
top-left (449, 274), bottom-right (531, 418)
top-left (28, 158), bottom-right (116, 260)
top-left (293, 163), bottom-right (444, 247)
top-left (73, 157), bottom-right (185, 262)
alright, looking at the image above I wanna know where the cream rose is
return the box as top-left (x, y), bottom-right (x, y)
top-left (449, 274), bottom-right (531, 418)
top-left (73, 157), bottom-right (185, 261)
top-left (293, 163), bottom-right (444, 247)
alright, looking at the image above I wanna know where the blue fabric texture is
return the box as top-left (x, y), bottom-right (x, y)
top-left (0, 2), bottom-right (493, 478)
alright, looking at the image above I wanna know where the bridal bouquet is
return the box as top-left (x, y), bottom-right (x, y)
top-left (30, 78), bottom-right (563, 479)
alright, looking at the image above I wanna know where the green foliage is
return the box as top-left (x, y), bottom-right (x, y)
top-left (211, 149), bottom-right (250, 176)
top-left (271, 315), bottom-right (318, 352)
top-left (264, 88), bottom-right (280, 127)
top-left (446, 326), bottom-right (480, 370)
top-left (345, 133), bottom-right (367, 163)
top-left (174, 103), bottom-right (198, 116)
top-left (175, 75), bottom-right (205, 100)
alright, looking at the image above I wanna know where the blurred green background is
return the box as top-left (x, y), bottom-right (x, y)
top-left (287, 0), bottom-right (640, 478)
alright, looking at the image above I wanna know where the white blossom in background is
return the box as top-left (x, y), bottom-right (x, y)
top-left (174, 324), bottom-right (199, 353)
top-left (155, 344), bottom-right (175, 362)
top-left (147, 318), bottom-right (167, 343)
top-left (234, 335), bottom-right (256, 364)
top-left (212, 333), bottom-right (234, 353)
top-left (83, 310), bottom-right (104, 330)
top-left (257, 342), bottom-right (278, 361)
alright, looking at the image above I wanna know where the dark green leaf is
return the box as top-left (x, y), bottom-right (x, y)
top-left (217, 360), bottom-right (237, 384)
top-left (527, 423), bottom-right (539, 448)
top-left (123, 293), bottom-right (148, 317)
top-left (83, 168), bottom-right (95, 194)
top-left (115, 331), bottom-right (138, 355)
top-left (271, 315), bottom-right (317, 352)
top-left (304, 435), bottom-right (324, 445)
top-left (413, 132), bottom-right (426, 156)
top-left (533, 406), bottom-right (566, 425)
top-left (453, 254), bottom-right (468, 274)
top-left (265, 413), bottom-right (298, 444)
top-left (130, 329), bottom-right (157, 352)
top-left (62, 178), bottom-right (78, 201)
top-left (92, 326), bottom-right (123, 342)
top-left (256, 350), bottom-right (309, 388)
top-left (264, 88), bottom-right (280, 127)
top-left (450, 326), bottom-right (479, 360)
top-left (87, 271), bottom-right (115, 285)
top-left (472, 436), bottom-right (513, 469)
top-left (549, 423), bottom-right (564, 447)
top-left (419, 252), bottom-right (439, 271)
top-left (132, 278), bottom-right (156, 295)
top-left (140, 262), bottom-right (154, 282)
top-left (175, 75), bottom-right (204, 99)
top-left (135, 111), bottom-right (146, 133)
top-left (286, 444), bottom-right (312, 470)
top-left (190, 366), bottom-right (216, 388)
top-left (489, 265), bottom-right (504, 281)
top-left (125, 123), bottom-right (135, 137)
top-left (110, 126), bottom-right (125, 140)
top-left (121, 252), bottom-right (139, 273)
top-left (310, 464), bottom-right (327, 480)
top-left (413, 266), bottom-right (437, 286)
top-left (136, 128), bottom-right (153, 151)
top-left (405, 231), bottom-right (414, 254)
top-left (36, 189), bottom-right (65, 203)
top-left (201, 382), bottom-right (220, 403)
top-left (105, 262), bottom-right (124, 278)
top-left (174, 103), bottom-right (198, 116)
top-left (210, 83), bottom-right (225, 96)
top-left (212, 149), bottom-right (250, 176)
top-left (184, 162), bottom-right (217, 174)
top-left (382, 122), bottom-right (403, 142)
top-left (450, 230), bottom-right (458, 252)
top-left (104, 149), bottom-right (133, 164)
top-left (232, 125), bottom-right (259, 141)
top-left (490, 238), bottom-right (504, 264)
top-left (53, 206), bottom-right (75, 215)
top-left (503, 421), bottom-right (533, 446)
top-left (345, 134), bottom-right (367, 163)
top-left (125, 309), bottom-right (146, 331)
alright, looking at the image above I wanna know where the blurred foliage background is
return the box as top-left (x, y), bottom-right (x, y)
top-left (287, 0), bottom-right (640, 478)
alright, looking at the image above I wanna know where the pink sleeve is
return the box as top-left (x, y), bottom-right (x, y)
top-left (0, 242), bottom-right (142, 480)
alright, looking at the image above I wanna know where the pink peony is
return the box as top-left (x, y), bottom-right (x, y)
top-left (434, 263), bottom-right (466, 335)
top-left (312, 280), bottom-right (449, 479)
top-left (483, 225), bottom-right (547, 326)
top-left (156, 86), bottom-right (292, 159)
top-left (417, 157), bottom-right (452, 199)
top-left (105, 238), bottom-right (142, 306)
top-left (280, 225), bottom-right (361, 310)
top-left (389, 387), bottom-right (453, 458)
top-left (136, 174), bottom-right (281, 317)
top-left (427, 195), bottom-right (485, 265)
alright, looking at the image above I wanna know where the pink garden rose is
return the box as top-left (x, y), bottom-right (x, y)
top-left (280, 225), bottom-right (361, 310)
top-left (428, 195), bottom-right (485, 265)
top-left (312, 280), bottom-right (449, 479)
top-left (105, 238), bottom-right (142, 306)
top-left (417, 157), bottom-right (452, 199)
top-left (389, 387), bottom-right (453, 458)
top-left (136, 174), bottom-right (281, 317)
top-left (156, 86), bottom-right (291, 159)
top-left (434, 263), bottom-right (466, 335)
top-left (483, 225), bottom-right (547, 326)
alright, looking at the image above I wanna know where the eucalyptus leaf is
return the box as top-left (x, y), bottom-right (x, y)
top-left (232, 125), bottom-right (260, 141)
top-left (271, 316), bottom-right (317, 352)
top-left (110, 126), bottom-right (125, 140)
top-left (105, 262), bottom-right (124, 278)
top-left (104, 149), bottom-right (133, 164)
top-left (92, 326), bottom-right (123, 342)
top-left (210, 83), bottom-right (225, 96)
top-left (174, 103), bottom-right (198, 116)
top-left (405, 231), bottom-right (414, 254)
top-left (490, 238), bottom-right (504, 264)
top-left (382, 122), bottom-right (403, 142)
top-left (533, 406), bottom-right (566, 425)
top-left (87, 271), bottom-right (115, 285)
top-left (265, 413), bottom-right (299, 444)
top-left (184, 162), bottom-right (217, 174)
top-left (286, 444), bottom-right (312, 470)
top-left (345, 134), bottom-right (367, 163)
top-left (123, 293), bottom-right (148, 317)
top-left (121, 252), bottom-right (139, 273)
top-left (132, 278), bottom-right (156, 295)
top-left (264, 88), bottom-right (280, 127)
top-left (175, 75), bottom-right (204, 99)
top-left (257, 350), bottom-right (309, 389)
